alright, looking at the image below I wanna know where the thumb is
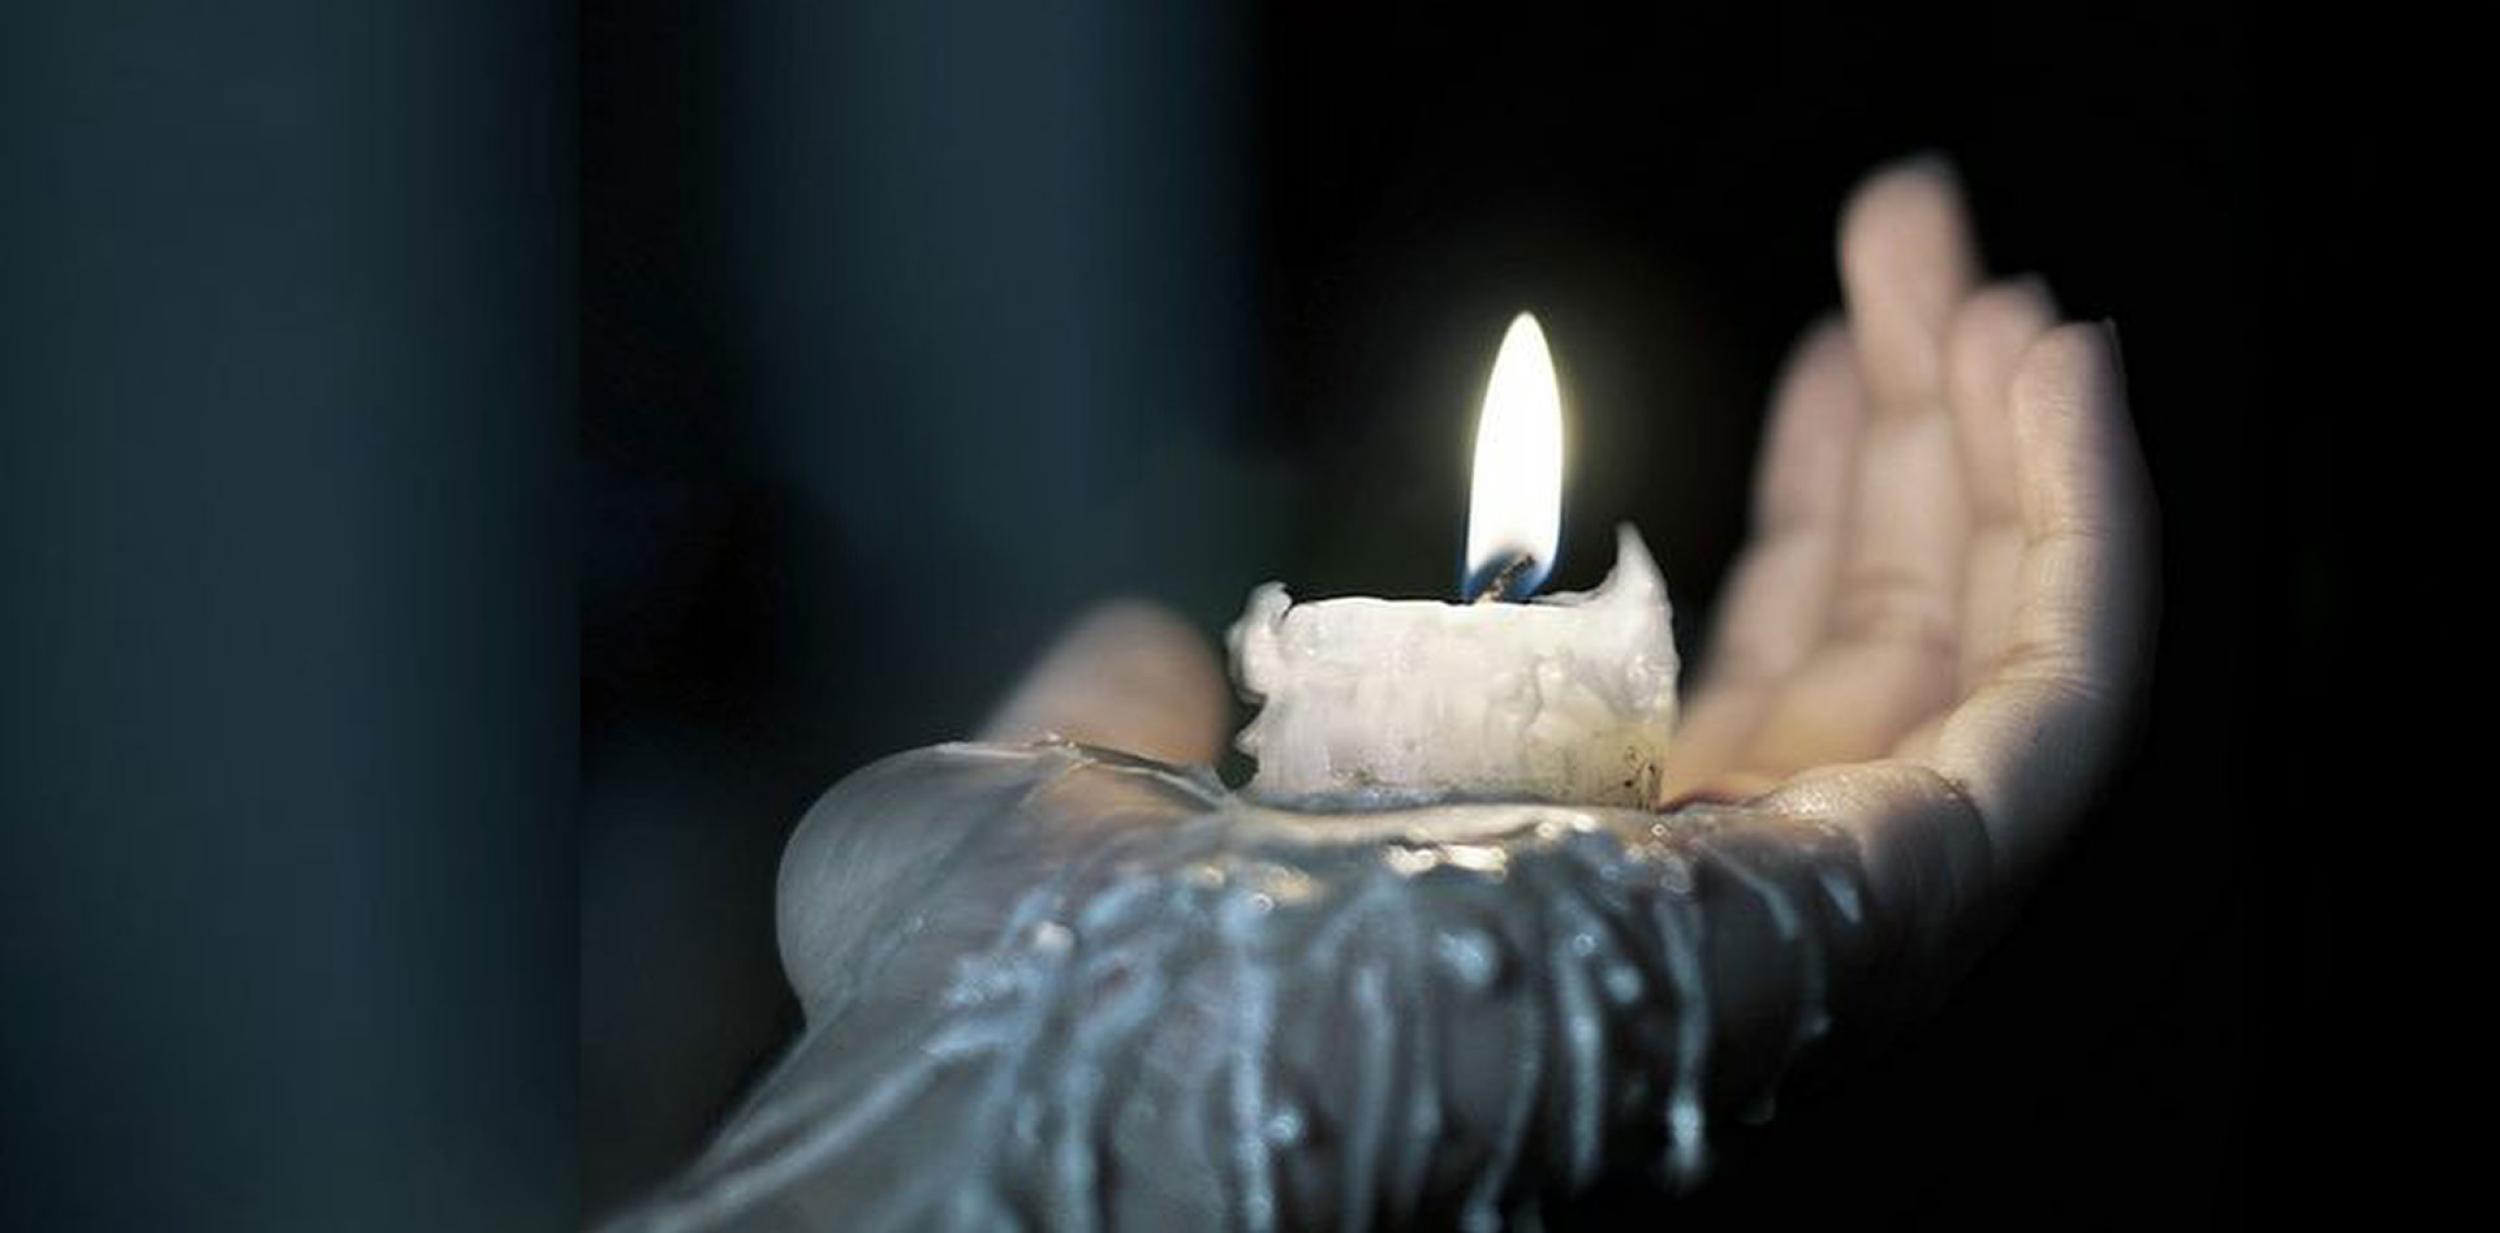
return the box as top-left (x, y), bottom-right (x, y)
top-left (978, 600), bottom-right (1229, 766)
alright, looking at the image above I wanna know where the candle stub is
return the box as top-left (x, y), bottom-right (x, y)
top-left (1227, 524), bottom-right (1679, 808)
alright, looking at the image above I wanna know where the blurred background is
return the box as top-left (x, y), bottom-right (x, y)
top-left (6, 1), bottom-right (2359, 1229)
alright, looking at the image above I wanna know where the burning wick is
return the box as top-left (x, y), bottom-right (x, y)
top-left (1463, 551), bottom-right (1540, 604)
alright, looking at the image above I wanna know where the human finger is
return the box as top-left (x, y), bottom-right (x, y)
top-left (1668, 320), bottom-right (1864, 795)
top-left (1923, 323), bottom-right (2155, 874)
top-left (1736, 161), bottom-right (1983, 774)
top-left (978, 599), bottom-right (1229, 766)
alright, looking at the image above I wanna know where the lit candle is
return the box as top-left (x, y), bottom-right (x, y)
top-left (1227, 312), bottom-right (1680, 808)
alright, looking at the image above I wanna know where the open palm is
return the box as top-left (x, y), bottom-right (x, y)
top-left (1663, 159), bottom-right (2153, 882)
top-left (995, 158), bottom-right (2154, 893)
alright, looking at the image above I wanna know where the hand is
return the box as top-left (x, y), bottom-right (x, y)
top-left (989, 158), bottom-right (2155, 895)
top-left (611, 159), bottom-right (2157, 1231)
top-left (1663, 158), bottom-right (2154, 885)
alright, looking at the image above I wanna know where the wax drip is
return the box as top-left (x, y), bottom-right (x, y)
top-left (605, 743), bottom-right (1888, 1232)
top-left (1385, 895), bottom-right (1443, 1222)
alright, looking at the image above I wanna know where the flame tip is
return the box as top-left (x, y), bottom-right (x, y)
top-left (1463, 310), bottom-right (1566, 592)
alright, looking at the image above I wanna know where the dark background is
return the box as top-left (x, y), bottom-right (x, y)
top-left (6, 1), bottom-right (2360, 1229)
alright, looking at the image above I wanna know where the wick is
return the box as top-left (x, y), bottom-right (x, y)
top-left (1465, 553), bottom-right (1538, 604)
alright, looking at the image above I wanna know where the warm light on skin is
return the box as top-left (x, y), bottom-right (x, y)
top-left (1465, 312), bottom-right (1565, 594)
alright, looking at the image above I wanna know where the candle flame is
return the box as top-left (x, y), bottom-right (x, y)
top-left (1465, 312), bottom-right (1564, 595)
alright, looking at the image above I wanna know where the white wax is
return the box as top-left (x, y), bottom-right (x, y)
top-left (1227, 524), bottom-right (1679, 808)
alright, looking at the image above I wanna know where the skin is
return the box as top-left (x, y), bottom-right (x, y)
top-left (615, 160), bottom-right (2156, 1230)
top-left (990, 156), bottom-right (2154, 906)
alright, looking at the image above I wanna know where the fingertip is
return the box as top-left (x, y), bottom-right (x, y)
top-left (1838, 155), bottom-right (1981, 287)
top-left (1841, 154), bottom-right (1964, 232)
top-left (1770, 316), bottom-right (1859, 420)
top-left (1059, 599), bottom-right (1216, 670)
top-left (1069, 597), bottom-right (1201, 637)
top-left (1949, 277), bottom-right (2059, 359)
top-left (1946, 277), bottom-right (2061, 425)
top-left (1795, 310), bottom-right (1851, 350)
top-left (2009, 322), bottom-right (2131, 452)
top-left (1837, 157), bottom-right (1985, 411)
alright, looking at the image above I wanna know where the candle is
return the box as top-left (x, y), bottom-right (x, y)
top-left (1228, 313), bottom-right (1680, 808)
